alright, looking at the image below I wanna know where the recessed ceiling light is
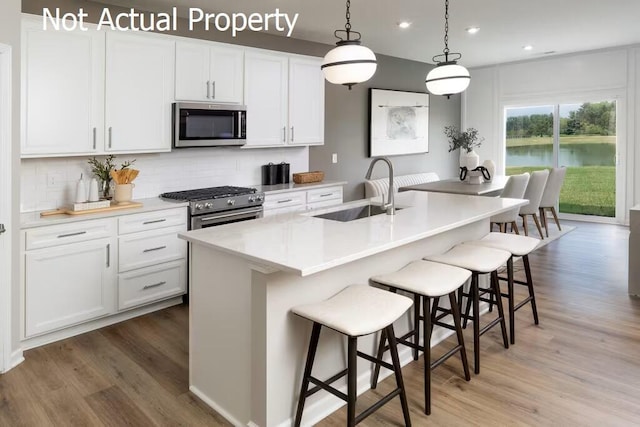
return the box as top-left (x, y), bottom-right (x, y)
top-left (398, 21), bottom-right (411, 29)
top-left (465, 27), bottom-right (480, 34)
top-left (523, 45), bottom-right (533, 51)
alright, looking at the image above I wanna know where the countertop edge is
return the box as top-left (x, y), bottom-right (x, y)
top-left (257, 181), bottom-right (347, 195)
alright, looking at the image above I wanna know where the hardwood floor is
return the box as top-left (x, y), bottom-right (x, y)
top-left (1, 221), bottom-right (637, 426)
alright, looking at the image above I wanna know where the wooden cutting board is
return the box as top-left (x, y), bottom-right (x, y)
top-left (40, 201), bottom-right (144, 217)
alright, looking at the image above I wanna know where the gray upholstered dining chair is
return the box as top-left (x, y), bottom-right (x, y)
top-left (538, 167), bottom-right (567, 237)
top-left (519, 169), bottom-right (549, 239)
top-left (490, 173), bottom-right (530, 234)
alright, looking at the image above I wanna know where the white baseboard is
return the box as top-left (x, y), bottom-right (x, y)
top-left (0, 349), bottom-right (25, 373)
top-left (190, 385), bottom-right (246, 427)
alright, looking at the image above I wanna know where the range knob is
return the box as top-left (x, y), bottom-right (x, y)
top-left (248, 196), bottom-right (255, 202)
top-left (256, 194), bottom-right (264, 202)
top-left (227, 199), bottom-right (235, 206)
top-left (195, 203), bottom-right (204, 210)
top-left (204, 202), bottom-right (213, 209)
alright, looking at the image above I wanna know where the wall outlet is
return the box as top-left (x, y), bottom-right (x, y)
top-left (332, 153), bottom-right (338, 164)
top-left (46, 172), bottom-right (64, 188)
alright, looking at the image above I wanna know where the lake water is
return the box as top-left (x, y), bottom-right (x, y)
top-left (506, 143), bottom-right (615, 167)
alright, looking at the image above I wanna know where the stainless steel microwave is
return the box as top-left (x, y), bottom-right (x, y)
top-left (172, 102), bottom-right (246, 148)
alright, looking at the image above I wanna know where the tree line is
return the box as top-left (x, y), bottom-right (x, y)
top-left (506, 101), bottom-right (616, 138)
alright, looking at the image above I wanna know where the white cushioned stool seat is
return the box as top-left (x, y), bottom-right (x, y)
top-left (292, 285), bottom-right (412, 337)
top-left (425, 244), bottom-right (511, 273)
top-left (464, 232), bottom-right (539, 256)
top-left (371, 260), bottom-right (471, 297)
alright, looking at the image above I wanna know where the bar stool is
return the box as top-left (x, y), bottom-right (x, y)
top-left (369, 260), bottom-right (471, 415)
top-left (425, 245), bottom-right (511, 374)
top-left (464, 232), bottom-right (540, 344)
top-left (292, 285), bottom-right (413, 427)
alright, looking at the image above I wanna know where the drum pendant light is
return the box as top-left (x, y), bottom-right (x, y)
top-left (425, 0), bottom-right (470, 98)
top-left (321, 0), bottom-right (377, 90)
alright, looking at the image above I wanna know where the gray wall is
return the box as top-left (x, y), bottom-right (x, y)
top-left (0, 0), bottom-right (22, 361)
top-left (23, 0), bottom-right (461, 202)
top-left (313, 55), bottom-right (460, 201)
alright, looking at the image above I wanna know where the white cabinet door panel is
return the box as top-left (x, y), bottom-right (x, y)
top-left (175, 41), bottom-right (210, 102)
top-left (21, 20), bottom-right (104, 156)
top-left (105, 32), bottom-right (174, 153)
top-left (244, 52), bottom-right (288, 146)
top-left (288, 57), bottom-right (324, 145)
top-left (118, 225), bottom-right (186, 273)
top-left (209, 46), bottom-right (244, 104)
top-left (118, 260), bottom-right (186, 311)
top-left (25, 237), bottom-right (115, 337)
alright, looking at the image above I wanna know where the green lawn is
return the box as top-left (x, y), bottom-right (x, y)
top-left (506, 166), bottom-right (615, 217)
top-left (506, 135), bottom-right (616, 148)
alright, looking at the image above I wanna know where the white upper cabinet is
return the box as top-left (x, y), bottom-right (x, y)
top-left (244, 51), bottom-right (324, 147)
top-left (244, 51), bottom-right (289, 146)
top-left (288, 57), bottom-right (325, 145)
top-left (175, 41), bottom-right (243, 103)
top-left (21, 17), bottom-right (105, 157)
top-left (105, 31), bottom-right (175, 153)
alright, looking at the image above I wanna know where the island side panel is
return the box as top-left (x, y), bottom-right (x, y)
top-left (257, 220), bottom-right (488, 427)
top-left (189, 244), bottom-right (253, 426)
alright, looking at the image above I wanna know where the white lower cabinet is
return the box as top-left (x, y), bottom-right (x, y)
top-left (22, 206), bottom-right (187, 342)
top-left (25, 236), bottom-right (115, 337)
top-left (118, 260), bottom-right (186, 311)
top-left (263, 185), bottom-right (344, 217)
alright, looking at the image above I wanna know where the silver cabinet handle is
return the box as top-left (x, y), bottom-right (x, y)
top-left (206, 80), bottom-right (210, 98)
top-left (282, 126), bottom-right (286, 142)
top-left (108, 127), bottom-right (112, 148)
top-left (143, 245), bottom-right (167, 253)
top-left (320, 193), bottom-right (333, 197)
top-left (143, 219), bottom-right (166, 225)
top-left (212, 81), bottom-right (216, 99)
top-left (144, 281), bottom-right (166, 290)
top-left (57, 231), bottom-right (87, 238)
top-left (92, 127), bottom-right (97, 149)
top-left (291, 126), bottom-right (294, 142)
top-left (277, 199), bottom-right (293, 204)
top-left (0, 224), bottom-right (5, 235)
top-left (106, 243), bottom-right (110, 267)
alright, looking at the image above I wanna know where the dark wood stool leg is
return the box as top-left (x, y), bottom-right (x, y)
top-left (457, 286), bottom-right (466, 327)
top-left (471, 273), bottom-right (481, 374)
top-left (523, 255), bottom-right (540, 325)
top-left (371, 327), bottom-right (386, 389)
top-left (387, 324), bottom-right (412, 427)
top-left (506, 257), bottom-right (515, 344)
top-left (430, 296), bottom-right (439, 336)
top-left (413, 293), bottom-right (420, 361)
top-left (449, 291), bottom-right (470, 381)
top-left (294, 323), bottom-right (322, 427)
top-left (347, 336), bottom-right (357, 427)
top-left (423, 295), bottom-right (432, 415)
top-left (492, 270), bottom-right (509, 349)
top-left (463, 286), bottom-right (473, 330)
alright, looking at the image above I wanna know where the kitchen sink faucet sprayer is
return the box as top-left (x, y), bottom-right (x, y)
top-left (365, 157), bottom-right (395, 215)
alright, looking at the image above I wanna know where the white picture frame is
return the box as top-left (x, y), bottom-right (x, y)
top-left (369, 88), bottom-right (429, 157)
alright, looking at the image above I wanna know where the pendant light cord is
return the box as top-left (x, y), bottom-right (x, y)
top-left (334, 0), bottom-right (361, 42)
top-left (443, 0), bottom-right (450, 60)
top-left (345, 0), bottom-right (352, 34)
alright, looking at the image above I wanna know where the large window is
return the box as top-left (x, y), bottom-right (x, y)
top-left (505, 101), bottom-right (616, 218)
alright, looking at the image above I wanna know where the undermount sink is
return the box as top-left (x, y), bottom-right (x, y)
top-left (314, 204), bottom-right (401, 222)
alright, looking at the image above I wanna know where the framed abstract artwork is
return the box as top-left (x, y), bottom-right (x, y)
top-left (368, 88), bottom-right (429, 157)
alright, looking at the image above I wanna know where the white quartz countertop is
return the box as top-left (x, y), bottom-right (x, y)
top-left (256, 180), bottom-right (346, 195)
top-left (179, 191), bottom-right (527, 277)
top-left (21, 197), bottom-right (188, 229)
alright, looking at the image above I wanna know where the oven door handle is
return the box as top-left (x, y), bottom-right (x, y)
top-left (198, 207), bottom-right (263, 223)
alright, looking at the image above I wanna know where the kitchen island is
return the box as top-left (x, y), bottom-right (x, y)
top-left (179, 191), bottom-right (526, 427)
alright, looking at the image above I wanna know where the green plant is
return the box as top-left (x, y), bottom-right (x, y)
top-left (87, 155), bottom-right (137, 182)
top-left (444, 126), bottom-right (484, 153)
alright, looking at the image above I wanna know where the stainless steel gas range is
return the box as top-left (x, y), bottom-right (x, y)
top-left (160, 186), bottom-right (264, 230)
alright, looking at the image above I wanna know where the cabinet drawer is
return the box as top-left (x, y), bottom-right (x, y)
top-left (25, 218), bottom-right (115, 250)
top-left (118, 260), bottom-right (186, 310)
top-left (118, 208), bottom-right (186, 235)
top-left (307, 186), bottom-right (343, 204)
top-left (118, 225), bottom-right (187, 273)
top-left (263, 191), bottom-right (306, 210)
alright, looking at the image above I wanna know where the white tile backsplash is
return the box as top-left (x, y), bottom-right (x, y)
top-left (20, 146), bottom-right (309, 212)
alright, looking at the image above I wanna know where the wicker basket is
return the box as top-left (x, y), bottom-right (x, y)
top-left (292, 171), bottom-right (324, 184)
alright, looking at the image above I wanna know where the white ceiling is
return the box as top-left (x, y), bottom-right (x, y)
top-left (92, 0), bottom-right (640, 67)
